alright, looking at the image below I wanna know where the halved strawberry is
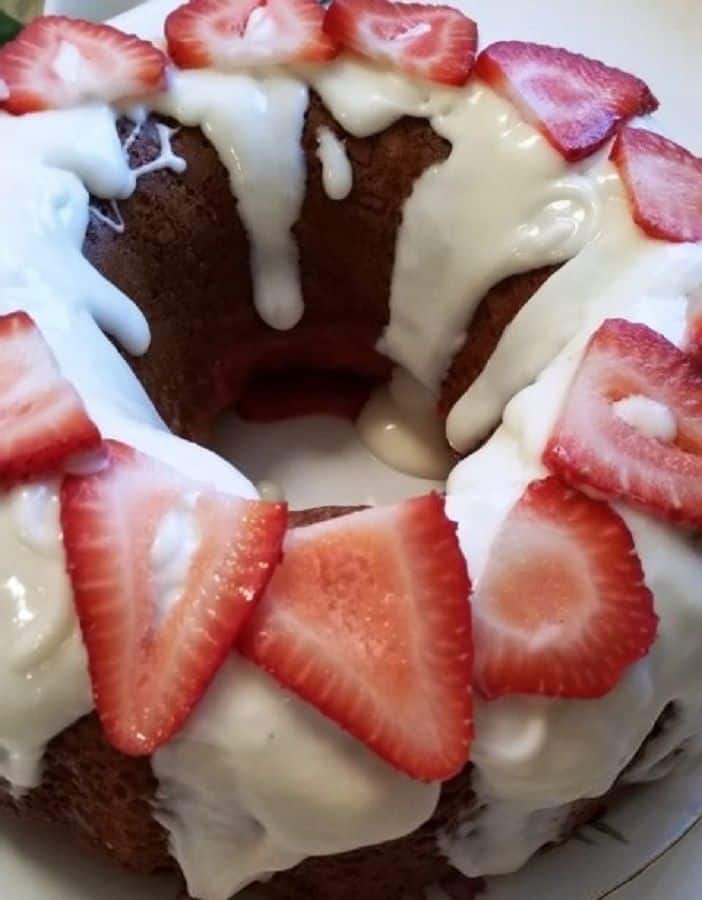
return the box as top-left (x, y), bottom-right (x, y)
top-left (165, 0), bottom-right (338, 69)
top-left (0, 311), bottom-right (101, 483)
top-left (474, 476), bottom-right (657, 700)
top-left (474, 42), bottom-right (658, 162)
top-left (61, 440), bottom-right (287, 756)
top-left (239, 494), bottom-right (473, 781)
top-left (543, 319), bottom-right (702, 527)
top-left (611, 127), bottom-right (702, 243)
top-left (323, 0), bottom-right (477, 87)
top-left (0, 15), bottom-right (167, 114)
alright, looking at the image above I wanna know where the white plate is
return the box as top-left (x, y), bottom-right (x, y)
top-left (2, 0), bottom-right (702, 898)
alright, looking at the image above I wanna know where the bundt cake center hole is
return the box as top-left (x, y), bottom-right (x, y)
top-left (235, 367), bottom-right (384, 425)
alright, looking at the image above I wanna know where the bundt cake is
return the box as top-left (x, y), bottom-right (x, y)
top-left (0, 1), bottom-right (701, 899)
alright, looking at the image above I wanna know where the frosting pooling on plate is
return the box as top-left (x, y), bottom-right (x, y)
top-left (0, 0), bottom-right (701, 897)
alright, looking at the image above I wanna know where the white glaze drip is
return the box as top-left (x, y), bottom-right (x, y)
top-left (153, 69), bottom-right (308, 331)
top-left (316, 125), bottom-right (353, 200)
top-left (357, 368), bottom-right (454, 480)
top-left (307, 61), bottom-right (602, 390)
top-left (89, 198), bottom-right (125, 233)
top-left (0, 481), bottom-right (91, 792)
top-left (130, 122), bottom-right (187, 180)
top-left (256, 480), bottom-right (285, 502)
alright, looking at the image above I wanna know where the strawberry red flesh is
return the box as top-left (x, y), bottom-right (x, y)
top-left (323, 0), bottom-right (478, 87)
top-left (544, 319), bottom-right (702, 527)
top-left (61, 440), bottom-right (287, 756)
top-left (0, 15), bottom-right (167, 114)
top-left (685, 291), bottom-right (702, 368)
top-left (474, 41), bottom-right (658, 162)
top-left (166, 0), bottom-right (339, 69)
top-left (0, 311), bottom-right (101, 483)
top-left (474, 476), bottom-right (657, 700)
top-left (239, 493), bottom-right (473, 781)
top-left (611, 127), bottom-right (702, 243)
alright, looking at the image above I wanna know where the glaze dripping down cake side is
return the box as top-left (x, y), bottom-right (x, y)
top-left (0, 2), bottom-right (701, 900)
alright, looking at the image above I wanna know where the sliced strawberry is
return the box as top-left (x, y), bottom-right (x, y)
top-left (323, 0), bottom-right (477, 87)
top-left (0, 311), bottom-right (101, 483)
top-left (474, 476), bottom-right (657, 700)
top-left (61, 440), bottom-right (286, 756)
top-left (474, 42), bottom-right (658, 162)
top-left (611, 127), bottom-right (702, 243)
top-left (685, 289), bottom-right (702, 368)
top-left (165, 0), bottom-right (338, 69)
top-left (239, 494), bottom-right (473, 781)
top-left (0, 15), bottom-right (167, 114)
top-left (543, 319), bottom-right (702, 527)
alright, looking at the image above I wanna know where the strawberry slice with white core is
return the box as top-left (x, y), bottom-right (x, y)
top-left (474, 42), bottom-right (658, 162)
top-left (165, 0), bottom-right (338, 69)
top-left (0, 16), bottom-right (168, 114)
top-left (61, 441), bottom-right (287, 756)
top-left (0, 311), bottom-right (101, 483)
top-left (611, 127), bottom-right (702, 243)
top-left (544, 318), bottom-right (702, 527)
top-left (239, 494), bottom-right (473, 781)
top-left (323, 0), bottom-right (478, 87)
top-left (474, 476), bottom-right (657, 700)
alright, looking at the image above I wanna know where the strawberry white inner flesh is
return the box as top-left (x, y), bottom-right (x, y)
top-left (209, 1), bottom-right (300, 65)
top-left (472, 476), bottom-right (657, 700)
top-left (323, 0), bottom-right (477, 86)
top-left (544, 319), bottom-right (702, 526)
top-left (477, 520), bottom-right (596, 649)
top-left (0, 16), bottom-right (167, 113)
top-left (240, 495), bottom-right (473, 781)
top-left (61, 442), bottom-right (286, 755)
top-left (150, 491), bottom-right (201, 624)
top-left (611, 127), bottom-right (702, 243)
top-left (612, 395), bottom-right (677, 443)
top-left (474, 42), bottom-right (658, 161)
top-left (166, 0), bottom-right (336, 69)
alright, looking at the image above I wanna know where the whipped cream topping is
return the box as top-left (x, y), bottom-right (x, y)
top-left (442, 193), bottom-right (702, 875)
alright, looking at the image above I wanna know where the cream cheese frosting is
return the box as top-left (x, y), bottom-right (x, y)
top-left (0, 4), bottom-right (440, 893)
top-left (0, 0), bottom-right (701, 898)
top-left (442, 194), bottom-right (702, 875)
top-left (153, 656), bottom-right (439, 900)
